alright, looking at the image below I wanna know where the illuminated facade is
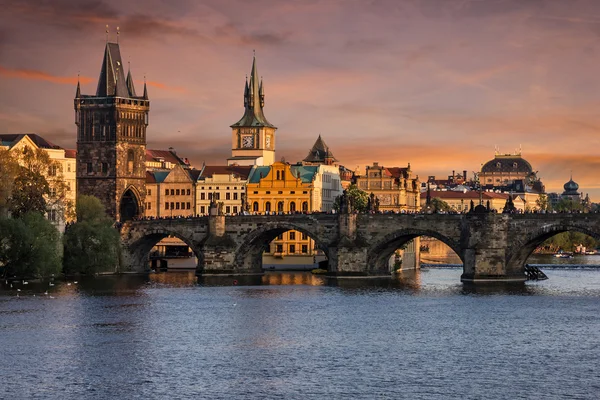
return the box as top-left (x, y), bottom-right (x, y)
top-left (355, 162), bottom-right (420, 212)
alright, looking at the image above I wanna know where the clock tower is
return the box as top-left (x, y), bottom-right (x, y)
top-left (228, 55), bottom-right (277, 166)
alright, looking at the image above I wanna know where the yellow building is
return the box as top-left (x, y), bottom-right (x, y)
top-left (195, 166), bottom-right (252, 215)
top-left (145, 165), bottom-right (199, 218)
top-left (355, 162), bottom-right (420, 212)
top-left (0, 133), bottom-right (76, 231)
top-left (246, 162), bottom-right (320, 269)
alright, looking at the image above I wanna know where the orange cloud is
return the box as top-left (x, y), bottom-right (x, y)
top-left (0, 65), bottom-right (92, 85)
top-left (144, 80), bottom-right (187, 94)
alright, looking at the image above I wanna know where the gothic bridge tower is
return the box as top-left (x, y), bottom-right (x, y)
top-left (75, 41), bottom-right (149, 221)
top-left (228, 55), bottom-right (277, 166)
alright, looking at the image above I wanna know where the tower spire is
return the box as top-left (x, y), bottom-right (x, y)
top-left (75, 74), bottom-right (81, 98)
top-left (143, 76), bottom-right (148, 100)
top-left (126, 61), bottom-right (136, 97)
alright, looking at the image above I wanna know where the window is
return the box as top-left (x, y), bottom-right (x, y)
top-left (290, 191), bottom-right (295, 194)
top-left (289, 232), bottom-right (296, 240)
top-left (102, 163), bottom-right (108, 174)
top-left (201, 206), bottom-right (206, 214)
top-left (277, 234), bottom-right (283, 240)
top-left (226, 193), bottom-right (231, 200)
top-left (208, 193), bottom-right (212, 200)
top-left (277, 201), bottom-right (284, 212)
top-left (187, 189), bottom-right (191, 196)
top-left (170, 202), bottom-right (174, 210)
top-left (302, 245), bottom-right (308, 253)
top-left (87, 163), bottom-right (93, 174)
top-left (165, 189), bottom-right (169, 196)
top-left (226, 206), bottom-right (231, 214)
top-left (289, 245), bottom-right (296, 254)
top-left (165, 202), bottom-right (169, 210)
top-left (276, 244), bottom-right (283, 253)
top-left (176, 203), bottom-right (180, 210)
top-left (253, 202), bottom-right (259, 212)
top-left (265, 202), bottom-right (271, 212)
top-left (185, 202), bottom-right (190, 209)
top-left (289, 202), bottom-right (296, 212)
top-left (303, 191), bottom-right (308, 194)
top-left (176, 189), bottom-right (180, 196)
top-left (302, 202), bottom-right (308, 212)
top-left (278, 191), bottom-right (283, 194)
top-left (233, 206), bottom-right (238, 214)
top-left (127, 150), bottom-right (135, 174)
top-left (253, 191), bottom-right (258, 194)
top-left (67, 164), bottom-right (71, 172)
top-left (201, 193), bottom-right (205, 200)
top-left (147, 189), bottom-right (152, 196)
top-left (147, 202), bottom-right (152, 210)
top-left (266, 191), bottom-right (271, 194)
top-left (48, 165), bottom-right (57, 176)
top-left (181, 202), bottom-right (185, 209)
top-left (171, 189), bottom-right (175, 196)
top-left (215, 193), bottom-right (220, 200)
top-left (233, 193), bottom-right (238, 200)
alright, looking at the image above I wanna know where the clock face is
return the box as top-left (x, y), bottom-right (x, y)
top-left (242, 135), bottom-right (254, 148)
top-left (265, 135), bottom-right (271, 149)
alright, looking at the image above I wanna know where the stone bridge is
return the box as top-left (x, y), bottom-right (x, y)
top-left (120, 213), bottom-right (600, 283)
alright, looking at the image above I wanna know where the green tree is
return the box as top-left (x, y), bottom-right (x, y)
top-left (333, 184), bottom-right (369, 213)
top-left (554, 198), bottom-right (583, 212)
top-left (536, 193), bottom-right (550, 211)
top-left (0, 213), bottom-right (61, 279)
top-left (0, 149), bottom-right (19, 218)
top-left (542, 231), bottom-right (598, 253)
top-left (63, 195), bottom-right (121, 275)
top-left (9, 167), bottom-right (49, 218)
top-left (430, 197), bottom-right (451, 213)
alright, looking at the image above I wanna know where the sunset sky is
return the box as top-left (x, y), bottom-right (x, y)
top-left (2, 0), bottom-right (600, 198)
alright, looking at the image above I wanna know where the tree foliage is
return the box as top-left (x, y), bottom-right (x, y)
top-left (63, 195), bottom-right (121, 275)
top-left (0, 149), bottom-right (19, 218)
top-left (536, 193), bottom-right (550, 211)
top-left (542, 231), bottom-right (598, 253)
top-left (333, 184), bottom-right (369, 213)
top-left (430, 197), bottom-right (451, 212)
top-left (554, 198), bottom-right (583, 212)
top-left (0, 213), bottom-right (61, 279)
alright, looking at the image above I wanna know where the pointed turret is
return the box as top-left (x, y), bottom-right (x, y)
top-left (143, 80), bottom-right (148, 100)
top-left (75, 79), bottom-right (81, 98)
top-left (231, 55), bottom-right (275, 128)
top-left (126, 66), bottom-right (137, 97)
top-left (303, 135), bottom-right (338, 165)
top-left (259, 78), bottom-right (264, 108)
top-left (96, 42), bottom-right (129, 97)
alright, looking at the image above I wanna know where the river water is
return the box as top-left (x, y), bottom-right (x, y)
top-left (1, 259), bottom-right (600, 399)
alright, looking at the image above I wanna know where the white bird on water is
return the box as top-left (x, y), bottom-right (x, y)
top-left (23, 280), bottom-right (28, 285)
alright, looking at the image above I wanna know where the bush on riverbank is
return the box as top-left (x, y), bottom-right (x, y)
top-left (63, 195), bottom-right (121, 275)
top-left (0, 212), bottom-right (62, 279)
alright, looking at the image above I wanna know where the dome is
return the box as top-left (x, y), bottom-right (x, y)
top-left (481, 155), bottom-right (532, 174)
top-left (563, 179), bottom-right (579, 193)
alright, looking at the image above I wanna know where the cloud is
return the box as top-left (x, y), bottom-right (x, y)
top-left (142, 80), bottom-right (188, 94)
top-left (0, 65), bottom-right (93, 85)
top-left (214, 23), bottom-right (290, 47)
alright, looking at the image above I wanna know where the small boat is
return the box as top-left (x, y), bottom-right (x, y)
top-left (554, 253), bottom-right (573, 259)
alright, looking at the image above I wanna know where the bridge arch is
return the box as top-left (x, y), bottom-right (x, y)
top-left (367, 228), bottom-right (463, 274)
top-left (233, 222), bottom-right (331, 273)
top-left (507, 223), bottom-right (600, 272)
top-left (122, 225), bottom-right (203, 272)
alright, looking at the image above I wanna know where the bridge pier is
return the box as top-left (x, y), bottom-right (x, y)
top-left (199, 214), bottom-right (242, 275)
top-left (461, 214), bottom-right (526, 283)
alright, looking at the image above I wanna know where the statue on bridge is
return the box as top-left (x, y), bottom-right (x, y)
top-left (241, 193), bottom-right (249, 213)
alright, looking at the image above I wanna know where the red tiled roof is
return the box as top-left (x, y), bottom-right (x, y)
top-left (146, 149), bottom-right (187, 166)
top-left (146, 171), bottom-right (157, 183)
top-left (420, 191), bottom-right (509, 200)
top-left (385, 167), bottom-right (409, 179)
top-left (200, 165), bottom-right (253, 180)
top-left (64, 149), bottom-right (77, 158)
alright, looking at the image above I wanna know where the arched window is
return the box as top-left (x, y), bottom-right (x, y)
top-left (289, 201), bottom-right (296, 213)
top-left (302, 201), bottom-right (308, 212)
top-left (276, 171), bottom-right (281, 180)
top-left (127, 150), bottom-right (135, 174)
top-left (253, 202), bottom-right (259, 212)
top-left (277, 201), bottom-right (284, 212)
top-left (265, 202), bottom-right (271, 212)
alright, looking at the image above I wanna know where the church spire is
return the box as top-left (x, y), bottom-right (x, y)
top-left (143, 78), bottom-right (148, 100)
top-left (75, 77), bottom-right (81, 98)
top-left (231, 54), bottom-right (275, 128)
top-left (126, 63), bottom-right (136, 97)
top-left (96, 42), bottom-right (129, 97)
